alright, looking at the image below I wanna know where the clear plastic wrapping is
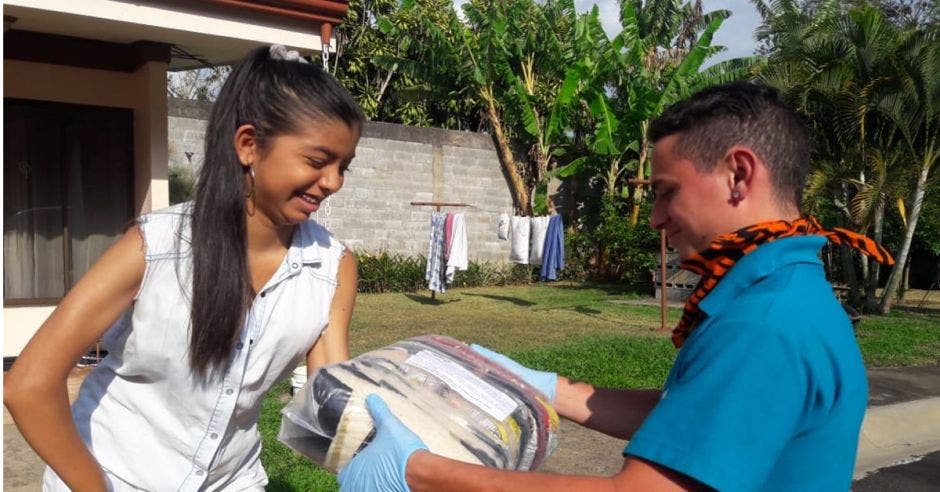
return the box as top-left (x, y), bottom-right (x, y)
top-left (279, 335), bottom-right (558, 473)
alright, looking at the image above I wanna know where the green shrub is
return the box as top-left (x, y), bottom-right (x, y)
top-left (169, 165), bottom-right (196, 204)
top-left (352, 251), bottom-right (534, 293)
top-left (354, 251), bottom-right (426, 293)
top-left (451, 262), bottom-right (534, 288)
top-left (565, 196), bottom-right (659, 286)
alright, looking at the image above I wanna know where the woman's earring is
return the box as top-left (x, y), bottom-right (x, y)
top-left (245, 165), bottom-right (256, 215)
top-left (731, 189), bottom-right (741, 202)
top-left (245, 165), bottom-right (256, 199)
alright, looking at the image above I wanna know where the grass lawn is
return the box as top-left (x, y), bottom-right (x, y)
top-left (261, 283), bottom-right (940, 490)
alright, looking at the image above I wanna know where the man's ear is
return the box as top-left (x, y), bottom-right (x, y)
top-left (724, 145), bottom-right (759, 200)
top-left (233, 124), bottom-right (257, 169)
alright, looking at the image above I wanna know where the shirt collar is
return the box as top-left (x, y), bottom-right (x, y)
top-left (697, 235), bottom-right (827, 319)
top-left (287, 221), bottom-right (326, 270)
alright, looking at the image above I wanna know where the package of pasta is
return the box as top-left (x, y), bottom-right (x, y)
top-left (278, 334), bottom-right (559, 473)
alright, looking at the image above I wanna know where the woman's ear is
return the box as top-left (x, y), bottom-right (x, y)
top-left (233, 124), bottom-right (257, 168)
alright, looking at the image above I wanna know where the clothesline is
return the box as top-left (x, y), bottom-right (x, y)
top-left (504, 214), bottom-right (565, 281)
top-left (410, 201), bottom-right (476, 211)
top-left (412, 202), bottom-right (474, 299)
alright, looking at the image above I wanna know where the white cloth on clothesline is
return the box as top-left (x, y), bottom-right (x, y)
top-left (446, 213), bottom-right (468, 283)
top-left (509, 216), bottom-right (531, 264)
top-left (528, 216), bottom-right (551, 265)
top-left (425, 212), bottom-right (447, 293)
top-left (497, 213), bottom-right (510, 240)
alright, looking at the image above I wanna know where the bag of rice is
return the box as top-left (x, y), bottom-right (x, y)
top-left (278, 334), bottom-right (558, 473)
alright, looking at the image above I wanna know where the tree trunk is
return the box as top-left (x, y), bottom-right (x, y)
top-left (865, 203), bottom-right (885, 303)
top-left (629, 123), bottom-right (650, 226)
top-left (485, 96), bottom-right (531, 215)
top-left (841, 247), bottom-right (862, 308)
top-left (880, 161), bottom-right (931, 313)
top-left (901, 259), bottom-right (910, 302)
top-left (375, 65), bottom-right (398, 110)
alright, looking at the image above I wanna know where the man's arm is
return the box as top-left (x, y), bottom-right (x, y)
top-left (406, 451), bottom-right (701, 492)
top-left (470, 344), bottom-right (661, 440)
top-left (554, 376), bottom-right (661, 440)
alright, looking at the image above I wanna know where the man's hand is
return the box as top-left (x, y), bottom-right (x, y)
top-left (471, 344), bottom-right (558, 403)
top-left (338, 394), bottom-right (428, 492)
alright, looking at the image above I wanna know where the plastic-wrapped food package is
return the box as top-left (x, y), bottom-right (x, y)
top-left (279, 334), bottom-right (558, 473)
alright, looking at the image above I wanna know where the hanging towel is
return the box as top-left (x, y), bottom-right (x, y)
top-left (540, 215), bottom-right (565, 281)
top-left (497, 213), bottom-right (510, 240)
top-left (444, 213), bottom-right (456, 260)
top-left (528, 216), bottom-right (551, 265)
top-left (446, 213), bottom-right (468, 283)
top-left (509, 216), bottom-right (531, 264)
top-left (426, 212), bottom-right (447, 293)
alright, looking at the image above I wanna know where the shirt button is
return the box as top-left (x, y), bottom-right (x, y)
top-left (196, 470), bottom-right (204, 476)
top-left (291, 262), bottom-right (299, 269)
top-left (260, 291), bottom-right (266, 298)
top-left (210, 432), bottom-right (219, 439)
top-left (225, 389), bottom-right (234, 395)
top-left (236, 342), bottom-right (244, 350)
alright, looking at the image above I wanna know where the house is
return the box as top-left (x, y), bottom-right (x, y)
top-left (3, 0), bottom-right (350, 361)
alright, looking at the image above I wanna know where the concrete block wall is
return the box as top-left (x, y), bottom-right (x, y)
top-left (168, 98), bottom-right (209, 169)
top-left (168, 100), bottom-right (514, 262)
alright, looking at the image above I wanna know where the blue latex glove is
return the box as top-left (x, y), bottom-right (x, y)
top-left (470, 344), bottom-right (558, 403)
top-left (338, 394), bottom-right (428, 492)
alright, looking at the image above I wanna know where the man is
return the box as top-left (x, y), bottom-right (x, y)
top-left (338, 82), bottom-right (893, 491)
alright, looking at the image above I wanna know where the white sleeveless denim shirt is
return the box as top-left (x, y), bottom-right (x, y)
top-left (43, 202), bottom-right (346, 491)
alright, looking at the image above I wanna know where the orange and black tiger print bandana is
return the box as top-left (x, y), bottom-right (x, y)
top-left (672, 217), bottom-right (895, 348)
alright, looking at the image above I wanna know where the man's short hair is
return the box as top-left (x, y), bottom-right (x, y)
top-left (648, 82), bottom-right (810, 208)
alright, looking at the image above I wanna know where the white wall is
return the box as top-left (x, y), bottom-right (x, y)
top-left (3, 59), bottom-right (169, 356)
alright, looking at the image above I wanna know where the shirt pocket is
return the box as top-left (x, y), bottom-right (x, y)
top-left (263, 266), bottom-right (337, 358)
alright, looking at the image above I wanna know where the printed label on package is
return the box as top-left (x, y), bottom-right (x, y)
top-left (405, 350), bottom-right (518, 420)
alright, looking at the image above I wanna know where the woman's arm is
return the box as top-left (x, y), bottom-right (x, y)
top-left (3, 225), bottom-right (146, 492)
top-left (306, 249), bottom-right (357, 374)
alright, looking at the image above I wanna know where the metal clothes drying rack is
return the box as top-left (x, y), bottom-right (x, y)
top-left (411, 201), bottom-right (475, 299)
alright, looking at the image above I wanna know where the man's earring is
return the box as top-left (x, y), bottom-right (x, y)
top-left (731, 189), bottom-right (741, 201)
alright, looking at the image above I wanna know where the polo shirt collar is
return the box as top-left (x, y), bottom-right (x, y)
top-left (697, 235), bottom-right (827, 319)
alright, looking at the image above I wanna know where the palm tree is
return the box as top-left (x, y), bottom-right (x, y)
top-left (754, 2), bottom-right (938, 312)
top-left (876, 27), bottom-right (940, 311)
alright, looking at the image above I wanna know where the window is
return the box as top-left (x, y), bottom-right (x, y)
top-left (4, 99), bottom-right (134, 305)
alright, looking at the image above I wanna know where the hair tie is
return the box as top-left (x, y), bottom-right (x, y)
top-left (269, 45), bottom-right (309, 64)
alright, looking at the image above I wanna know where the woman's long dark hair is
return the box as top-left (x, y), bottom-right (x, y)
top-left (189, 46), bottom-right (364, 381)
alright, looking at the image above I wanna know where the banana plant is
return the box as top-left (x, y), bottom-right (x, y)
top-left (551, 1), bottom-right (757, 224)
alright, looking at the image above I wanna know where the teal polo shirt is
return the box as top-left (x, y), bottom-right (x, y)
top-left (625, 236), bottom-right (867, 491)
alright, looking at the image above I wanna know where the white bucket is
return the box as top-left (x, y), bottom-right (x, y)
top-left (291, 366), bottom-right (307, 395)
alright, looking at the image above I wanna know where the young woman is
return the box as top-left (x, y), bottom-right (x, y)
top-left (4, 45), bottom-right (364, 491)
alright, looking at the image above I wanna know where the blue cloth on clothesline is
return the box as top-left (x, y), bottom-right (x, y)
top-left (540, 215), bottom-right (565, 281)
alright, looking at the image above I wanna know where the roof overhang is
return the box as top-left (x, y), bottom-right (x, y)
top-left (3, 0), bottom-right (350, 70)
